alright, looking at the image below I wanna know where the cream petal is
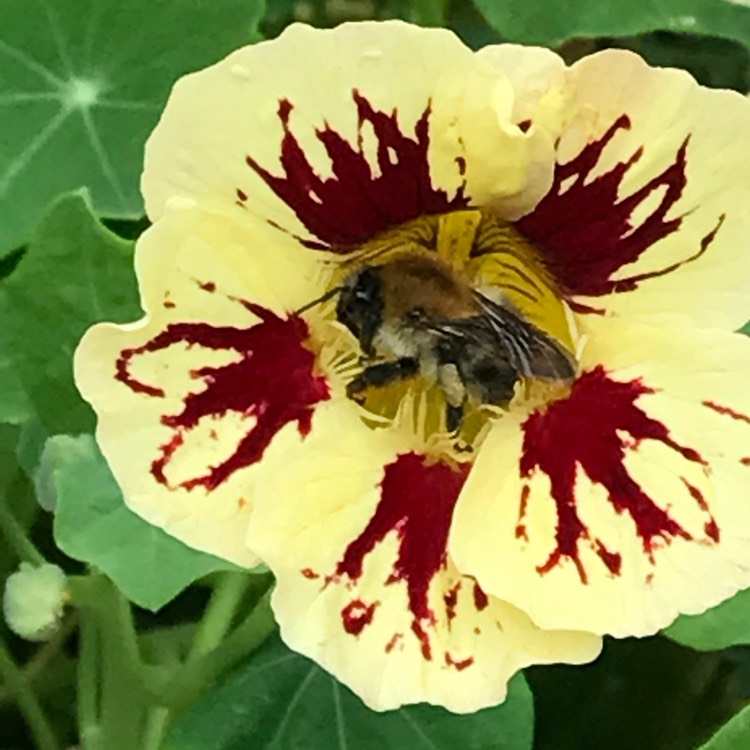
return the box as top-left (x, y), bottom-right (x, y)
top-left (474, 44), bottom-right (565, 218)
top-left (247, 406), bottom-right (601, 712)
top-left (74, 205), bottom-right (336, 566)
top-left (516, 49), bottom-right (750, 329)
top-left (451, 318), bottom-right (750, 637)
top-left (143, 22), bottom-right (546, 250)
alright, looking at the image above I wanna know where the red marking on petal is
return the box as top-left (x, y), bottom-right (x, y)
top-left (517, 119), bottom-right (532, 133)
top-left (594, 540), bottom-right (622, 576)
top-left (116, 350), bottom-right (166, 397)
top-left (683, 480), bottom-right (708, 512)
top-left (516, 485), bottom-right (530, 540)
top-left (411, 620), bottom-right (432, 660)
top-left (198, 281), bottom-right (216, 293)
top-left (236, 188), bottom-right (248, 202)
top-left (301, 568), bottom-right (319, 580)
top-left (705, 520), bottom-right (720, 542)
top-left (336, 454), bottom-right (469, 660)
top-left (116, 305), bottom-right (329, 491)
top-left (151, 433), bottom-right (183, 484)
top-left (445, 652), bottom-right (474, 671)
top-left (341, 599), bottom-right (377, 636)
top-left (518, 116), bottom-right (721, 298)
top-left (682, 481), bottom-right (720, 544)
top-left (444, 582), bottom-right (460, 622)
top-left (521, 367), bottom-right (704, 581)
top-left (385, 633), bottom-right (403, 653)
top-left (741, 457), bottom-right (750, 467)
top-left (245, 92), bottom-right (468, 249)
top-left (568, 300), bottom-right (606, 315)
top-left (472, 582), bottom-right (489, 611)
top-left (163, 300), bottom-right (176, 309)
top-left (703, 400), bottom-right (750, 424)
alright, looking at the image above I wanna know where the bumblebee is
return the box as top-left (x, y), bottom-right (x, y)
top-left (303, 253), bottom-right (576, 433)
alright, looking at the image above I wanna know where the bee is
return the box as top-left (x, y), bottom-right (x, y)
top-left (300, 253), bottom-right (576, 433)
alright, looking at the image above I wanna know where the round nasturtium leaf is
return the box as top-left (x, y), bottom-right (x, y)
top-left (51, 434), bottom-right (239, 611)
top-left (698, 703), bottom-right (750, 750)
top-left (665, 588), bottom-right (750, 651)
top-left (471, 0), bottom-right (750, 49)
top-left (0, 0), bottom-right (265, 255)
top-left (0, 191), bottom-right (140, 434)
top-left (165, 635), bottom-right (536, 750)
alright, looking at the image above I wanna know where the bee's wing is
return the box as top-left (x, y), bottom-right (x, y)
top-left (470, 292), bottom-right (577, 381)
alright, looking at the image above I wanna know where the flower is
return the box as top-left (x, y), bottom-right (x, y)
top-left (3, 563), bottom-right (68, 641)
top-left (74, 21), bottom-right (750, 712)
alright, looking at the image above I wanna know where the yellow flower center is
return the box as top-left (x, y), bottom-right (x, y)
top-left (308, 208), bottom-right (577, 459)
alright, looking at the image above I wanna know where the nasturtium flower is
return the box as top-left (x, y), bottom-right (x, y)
top-left (75, 21), bottom-right (750, 711)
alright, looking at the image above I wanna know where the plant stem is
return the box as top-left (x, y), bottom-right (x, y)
top-left (0, 494), bottom-right (45, 565)
top-left (187, 572), bottom-right (250, 662)
top-left (158, 589), bottom-right (276, 713)
top-left (70, 575), bottom-right (149, 750)
top-left (142, 707), bottom-right (170, 750)
top-left (77, 612), bottom-right (102, 750)
top-left (0, 634), bottom-right (62, 750)
top-left (0, 616), bottom-right (77, 705)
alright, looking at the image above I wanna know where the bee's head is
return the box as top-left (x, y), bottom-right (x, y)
top-left (336, 267), bottom-right (384, 358)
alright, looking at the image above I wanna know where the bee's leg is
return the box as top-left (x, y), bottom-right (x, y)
top-left (445, 403), bottom-right (464, 434)
top-left (346, 357), bottom-right (419, 402)
top-left (437, 363), bottom-right (466, 431)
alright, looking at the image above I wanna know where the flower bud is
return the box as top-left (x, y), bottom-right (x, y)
top-left (3, 563), bottom-right (67, 641)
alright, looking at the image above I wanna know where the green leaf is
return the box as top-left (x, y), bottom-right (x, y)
top-left (0, 318), bottom-right (34, 426)
top-left (472, 0), bottom-right (750, 49)
top-left (165, 635), bottom-right (535, 750)
top-left (0, 0), bottom-right (266, 254)
top-left (619, 32), bottom-right (750, 92)
top-left (664, 588), bottom-right (750, 650)
top-left (698, 703), bottom-right (750, 750)
top-left (51, 433), bottom-right (237, 611)
top-left (0, 190), bottom-right (140, 434)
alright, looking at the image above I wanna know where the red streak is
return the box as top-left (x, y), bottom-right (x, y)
top-left (341, 599), bottom-right (377, 636)
top-left (411, 620), bottom-right (432, 660)
top-left (445, 653), bottom-right (474, 671)
top-left (594, 541), bottom-right (622, 576)
top-left (703, 400), bottom-right (750, 424)
top-left (301, 568), bottom-right (319, 580)
top-left (472, 582), bottom-right (489, 611)
top-left (336, 454), bottom-right (469, 660)
top-left (385, 633), bottom-right (402, 653)
top-left (518, 116), bottom-right (722, 299)
top-left (116, 305), bottom-right (329, 491)
top-left (116, 349), bottom-right (165, 397)
top-left (705, 520), bottom-right (720, 543)
top-left (444, 582), bottom-right (460, 622)
top-left (521, 367), bottom-right (704, 581)
top-left (516, 485), bottom-right (530, 540)
top-left (245, 92), bottom-right (468, 249)
top-left (741, 457), bottom-right (750, 467)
